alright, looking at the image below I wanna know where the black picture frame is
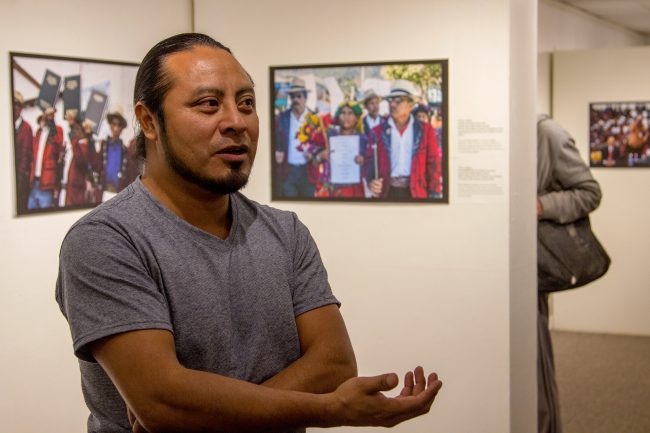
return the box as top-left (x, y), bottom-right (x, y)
top-left (10, 52), bottom-right (140, 216)
top-left (270, 59), bottom-right (449, 203)
top-left (589, 101), bottom-right (650, 168)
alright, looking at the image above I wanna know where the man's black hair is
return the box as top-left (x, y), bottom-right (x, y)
top-left (133, 33), bottom-right (231, 160)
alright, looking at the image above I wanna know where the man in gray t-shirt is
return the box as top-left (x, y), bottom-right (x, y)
top-left (57, 33), bottom-right (442, 433)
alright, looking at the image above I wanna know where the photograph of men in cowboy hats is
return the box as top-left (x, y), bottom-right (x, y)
top-left (10, 52), bottom-right (140, 216)
top-left (271, 60), bottom-right (448, 202)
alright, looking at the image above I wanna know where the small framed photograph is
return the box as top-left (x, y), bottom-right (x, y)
top-left (10, 52), bottom-right (140, 216)
top-left (270, 59), bottom-right (449, 203)
top-left (589, 102), bottom-right (650, 168)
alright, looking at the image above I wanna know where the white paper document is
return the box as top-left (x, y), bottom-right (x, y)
top-left (329, 135), bottom-right (361, 184)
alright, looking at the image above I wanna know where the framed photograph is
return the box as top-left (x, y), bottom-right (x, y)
top-left (270, 60), bottom-right (449, 203)
top-left (10, 52), bottom-right (140, 216)
top-left (589, 102), bottom-right (650, 168)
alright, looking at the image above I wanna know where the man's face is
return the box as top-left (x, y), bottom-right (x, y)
top-left (65, 110), bottom-right (78, 125)
top-left (365, 96), bottom-right (380, 117)
top-left (415, 111), bottom-right (430, 124)
top-left (155, 45), bottom-right (259, 195)
top-left (290, 92), bottom-right (306, 114)
top-left (388, 96), bottom-right (413, 124)
top-left (44, 110), bottom-right (55, 124)
top-left (110, 120), bottom-right (125, 139)
top-left (13, 101), bottom-right (22, 122)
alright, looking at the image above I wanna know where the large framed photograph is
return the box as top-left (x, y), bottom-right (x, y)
top-left (270, 60), bottom-right (448, 202)
top-left (10, 52), bottom-right (140, 216)
top-left (589, 101), bottom-right (650, 168)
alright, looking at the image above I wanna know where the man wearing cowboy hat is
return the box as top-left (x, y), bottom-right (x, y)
top-left (274, 77), bottom-right (317, 198)
top-left (361, 88), bottom-right (383, 133)
top-left (95, 108), bottom-right (137, 202)
top-left (367, 79), bottom-right (442, 200)
top-left (28, 106), bottom-right (64, 209)
top-left (13, 91), bottom-right (33, 213)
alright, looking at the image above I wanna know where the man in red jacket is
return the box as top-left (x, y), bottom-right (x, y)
top-left (28, 107), bottom-right (64, 209)
top-left (13, 91), bottom-right (33, 213)
top-left (367, 80), bottom-right (442, 200)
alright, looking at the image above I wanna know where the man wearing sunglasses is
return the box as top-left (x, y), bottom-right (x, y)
top-left (367, 80), bottom-right (442, 200)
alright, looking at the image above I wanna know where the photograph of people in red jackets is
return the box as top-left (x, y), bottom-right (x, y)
top-left (271, 61), bottom-right (448, 203)
top-left (11, 53), bottom-right (140, 216)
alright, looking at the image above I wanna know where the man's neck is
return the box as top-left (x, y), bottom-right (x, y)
top-left (392, 115), bottom-right (410, 131)
top-left (292, 107), bottom-right (305, 118)
top-left (141, 165), bottom-right (232, 240)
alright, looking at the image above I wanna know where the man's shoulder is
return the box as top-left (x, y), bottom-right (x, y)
top-left (67, 182), bottom-right (148, 234)
top-left (19, 120), bottom-right (33, 134)
top-left (537, 115), bottom-right (573, 148)
top-left (278, 109), bottom-right (292, 121)
top-left (369, 120), bottom-right (389, 137)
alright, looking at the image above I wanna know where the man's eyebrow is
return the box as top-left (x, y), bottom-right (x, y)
top-left (236, 85), bottom-right (256, 98)
top-left (191, 87), bottom-right (225, 99)
top-left (190, 85), bottom-right (255, 99)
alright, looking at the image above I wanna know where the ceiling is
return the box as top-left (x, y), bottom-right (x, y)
top-left (559, 0), bottom-right (650, 35)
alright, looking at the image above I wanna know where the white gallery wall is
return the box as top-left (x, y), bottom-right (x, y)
top-left (195, 1), bottom-right (537, 432)
top-left (539, 0), bottom-right (649, 53)
top-left (1, 0), bottom-right (537, 432)
top-left (0, 1), bottom-right (192, 431)
top-left (537, 0), bottom-right (649, 116)
top-left (552, 46), bottom-right (650, 336)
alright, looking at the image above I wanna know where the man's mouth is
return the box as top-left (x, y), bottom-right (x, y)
top-left (214, 145), bottom-right (249, 162)
top-left (216, 145), bottom-right (248, 155)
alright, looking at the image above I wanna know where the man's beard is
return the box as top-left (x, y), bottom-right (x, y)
top-left (160, 129), bottom-right (251, 195)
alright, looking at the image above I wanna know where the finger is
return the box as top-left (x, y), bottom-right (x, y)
top-left (399, 370), bottom-right (414, 397)
top-left (427, 372), bottom-right (441, 389)
top-left (413, 366), bottom-right (426, 395)
top-left (357, 373), bottom-right (399, 394)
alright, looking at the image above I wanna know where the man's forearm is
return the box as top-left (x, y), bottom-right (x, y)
top-left (261, 305), bottom-right (357, 393)
top-left (261, 344), bottom-right (357, 393)
top-left (127, 364), bottom-right (442, 433)
top-left (131, 366), bottom-right (333, 433)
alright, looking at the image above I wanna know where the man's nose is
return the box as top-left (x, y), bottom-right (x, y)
top-left (220, 102), bottom-right (247, 134)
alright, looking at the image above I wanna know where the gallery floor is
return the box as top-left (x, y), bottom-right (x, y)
top-left (552, 331), bottom-right (650, 433)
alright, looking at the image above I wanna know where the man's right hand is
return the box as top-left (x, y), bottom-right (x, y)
top-left (275, 151), bottom-right (285, 164)
top-left (369, 178), bottom-right (383, 197)
top-left (325, 366), bottom-right (442, 427)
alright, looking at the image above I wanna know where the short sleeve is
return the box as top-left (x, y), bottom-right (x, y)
top-left (56, 221), bottom-right (172, 362)
top-left (289, 215), bottom-right (339, 317)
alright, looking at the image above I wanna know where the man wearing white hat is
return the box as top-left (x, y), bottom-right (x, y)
top-left (367, 79), bottom-right (442, 199)
top-left (274, 77), bottom-right (317, 197)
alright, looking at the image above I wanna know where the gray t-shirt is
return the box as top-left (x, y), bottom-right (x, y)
top-left (56, 179), bottom-right (338, 433)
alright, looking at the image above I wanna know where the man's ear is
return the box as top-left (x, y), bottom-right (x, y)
top-left (135, 102), bottom-right (159, 142)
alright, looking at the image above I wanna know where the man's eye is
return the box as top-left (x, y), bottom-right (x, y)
top-left (199, 99), bottom-right (219, 108)
top-left (240, 98), bottom-right (255, 108)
